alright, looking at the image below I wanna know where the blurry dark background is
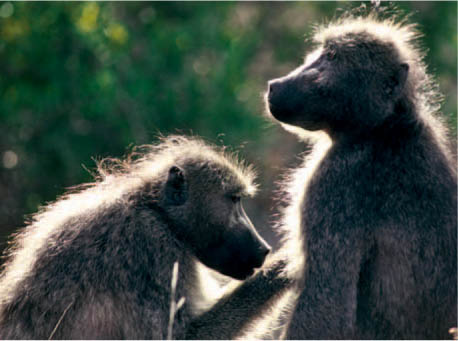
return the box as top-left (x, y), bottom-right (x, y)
top-left (0, 2), bottom-right (456, 257)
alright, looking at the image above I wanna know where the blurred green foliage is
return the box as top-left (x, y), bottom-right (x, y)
top-left (0, 2), bottom-right (456, 252)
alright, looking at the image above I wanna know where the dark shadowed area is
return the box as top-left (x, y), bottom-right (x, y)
top-left (0, 2), bottom-right (456, 259)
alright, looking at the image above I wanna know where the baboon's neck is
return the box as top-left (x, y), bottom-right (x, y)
top-left (154, 224), bottom-right (199, 311)
top-left (328, 95), bottom-right (419, 144)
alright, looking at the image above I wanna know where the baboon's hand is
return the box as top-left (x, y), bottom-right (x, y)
top-left (186, 253), bottom-right (292, 340)
top-left (262, 252), bottom-right (289, 278)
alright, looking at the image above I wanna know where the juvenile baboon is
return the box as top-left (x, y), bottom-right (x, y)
top-left (266, 10), bottom-right (457, 339)
top-left (0, 135), bottom-right (282, 339)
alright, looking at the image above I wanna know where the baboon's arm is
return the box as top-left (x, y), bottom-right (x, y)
top-left (186, 258), bottom-right (291, 340)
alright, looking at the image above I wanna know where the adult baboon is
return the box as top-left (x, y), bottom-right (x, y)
top-left (266, 10), bottom-right (457, 340)
top-left (0, 135), bottom-right (285, 339)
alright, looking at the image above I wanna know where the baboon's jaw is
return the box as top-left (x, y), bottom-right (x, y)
top-left (234, 268), bottom-right (255, 280)
top-left (224, 265), bottom-right (256, 280)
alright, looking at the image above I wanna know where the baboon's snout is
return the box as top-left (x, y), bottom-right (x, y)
top-left (267, 79), bottom-right (280, 104)
top-left (266, 78), bottom-right (291, 122)
top-left (250, 234), bottom-right (271, 269)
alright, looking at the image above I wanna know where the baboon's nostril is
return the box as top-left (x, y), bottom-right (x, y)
top-left (252, 244), bottom-right (271, 269)
top-left (262, 245), bottom-right (271, 257)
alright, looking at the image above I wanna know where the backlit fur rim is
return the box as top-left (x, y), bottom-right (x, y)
top-left (312, 6), bottom-right (450, 157)
top-left (0, 135), bottom-right (257, 304)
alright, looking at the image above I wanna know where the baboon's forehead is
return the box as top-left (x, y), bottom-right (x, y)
top-left (181, 157), bottom-right (254, 195)
top-left (325, 32), bottom-right (395, 55)
top-left (320, 32), bottom-right (400, 68)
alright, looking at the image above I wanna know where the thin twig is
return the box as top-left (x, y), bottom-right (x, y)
top-left (48, 300), bottom-right (74, 340)
top-left (167, 262), bottom-right (186, 340)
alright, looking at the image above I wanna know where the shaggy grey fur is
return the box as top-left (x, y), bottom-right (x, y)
top-left (267, 10), bottom-right (457, 340)
top-left (0, 135), bottom-right (280, 339)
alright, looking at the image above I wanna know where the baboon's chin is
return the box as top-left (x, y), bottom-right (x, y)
top-left (267, 100), bottom-right (302, 127)
top-left (267, 105), bottom-right (290, 124)
top-left (216, 263), bottom-right (256, 280)
top-left (227, 268), bottom-right (255, 281)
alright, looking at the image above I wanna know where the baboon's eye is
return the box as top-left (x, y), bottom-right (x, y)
top-left (230, 195), bottom-right (241, 204)
top-left (326, 50), bottom-right (336, 60)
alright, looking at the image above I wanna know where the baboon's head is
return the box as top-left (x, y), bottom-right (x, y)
top-left (154, 138), bottom-right (270, 280)
top-left (266, 15), bottom-right (418, 137)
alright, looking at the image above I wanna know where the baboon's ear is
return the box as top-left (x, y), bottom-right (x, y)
top-left (391, 63), bottom-right (409, 98)
top-left (165, 166), bottom-right (188, 206)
